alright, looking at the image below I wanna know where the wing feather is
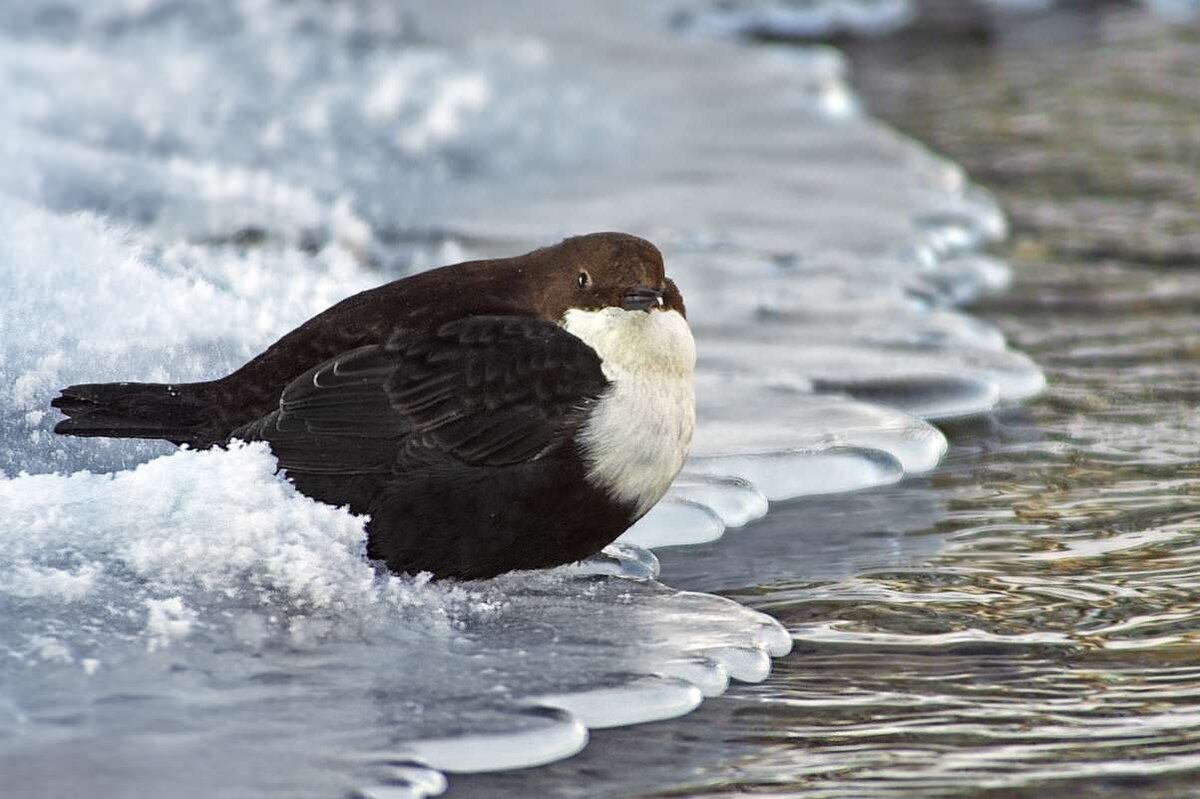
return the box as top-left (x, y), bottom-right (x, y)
top-left (386, 316), bottom-right (609, 466)
top-left (233, 316), bottom-right (608, 476)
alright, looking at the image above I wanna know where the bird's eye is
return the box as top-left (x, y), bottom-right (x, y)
top-left (577, 271), bottom-right (590, 288)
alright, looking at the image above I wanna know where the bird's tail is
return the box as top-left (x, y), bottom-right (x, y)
top-left (52, 381), bottom-right (221, 446)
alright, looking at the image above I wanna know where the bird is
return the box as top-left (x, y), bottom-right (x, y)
top-left (51, 232), bottom-right (695, 580)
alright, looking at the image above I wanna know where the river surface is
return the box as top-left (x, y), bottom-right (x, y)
top-left (452, 5), bottom-right (1200, 797)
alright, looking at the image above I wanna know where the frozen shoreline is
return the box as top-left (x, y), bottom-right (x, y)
top-left (0, 1), bottom-right (1041, 796)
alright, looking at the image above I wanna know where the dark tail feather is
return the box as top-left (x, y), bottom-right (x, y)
top-left (52, 382), bottom-right (220, 446)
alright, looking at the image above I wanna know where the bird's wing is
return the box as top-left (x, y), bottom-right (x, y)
top-left (386, 315), bottom-right (609, 466)
top-left (237, 316), bottom-right (608, 475)
top-left (232, 344), bottom-right (408, 476)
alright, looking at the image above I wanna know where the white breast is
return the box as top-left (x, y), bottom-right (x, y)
top-left (561, 307), bottom-right (696, 518)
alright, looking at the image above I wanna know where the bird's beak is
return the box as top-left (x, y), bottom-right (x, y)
top-left (622, 286), bottom-right (665, 312)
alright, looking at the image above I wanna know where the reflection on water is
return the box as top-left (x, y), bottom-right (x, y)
top-left (451, 6), bottom-right (1200, 797)
top-left (718, 8), bottom-right (1200, 795)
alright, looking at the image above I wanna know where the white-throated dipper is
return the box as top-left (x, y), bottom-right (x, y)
top-left (52, 233), bottom-right (695, 580)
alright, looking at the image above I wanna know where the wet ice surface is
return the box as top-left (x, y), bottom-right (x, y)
top-left (0, 0), bottom-right (1039, 795)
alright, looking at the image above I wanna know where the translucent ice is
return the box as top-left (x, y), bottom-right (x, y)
top-left (620, 499), bottom-right (728, 549)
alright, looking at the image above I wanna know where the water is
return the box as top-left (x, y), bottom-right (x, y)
top-left (450, 5), bottom-right (1200, 796)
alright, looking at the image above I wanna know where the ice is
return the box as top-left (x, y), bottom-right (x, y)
top-left (0, 0), bottom-right (1041, 793)
top-left (687, 447), bottom-right (905, 501)
top-left (401, 711), bottom-right (588, 774)
top-left (981, 0), bottom-right (1058, 13)
top-left (673, 0), bottom-right (1066, 40)
top-left (617, 476), bottom-right (771, 550)
top-left (816, 375), bottom-right (1001, 421)
top-left (668, 475), bottom-right (770, 528)
top-left (699, 335), bottom-right (1044, 405)
top-left (534, 677), bottom-right (703, 729)
top-left (692, 386), bottom-right (947, 474)
top-left (401, 3), bottom-right (1037, 435)
top-left (1141, 0), bottom-right (1200, 23)
top-left (676, 0), bottom-right (1200, 41)
top-left (655, 656), bottom-right (732, 697)
top-left (659, 488), bottom-right (949, 594)
top-left (675, 0), bottom-right (917, 39)
top-left (619, 499), bottom-right (727, 549)
top-left (0, 446), bottom-right (791, 795)
top-left (620, 388), bottom-right (948, 547)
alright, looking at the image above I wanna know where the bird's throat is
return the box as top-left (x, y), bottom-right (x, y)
top-left (562, 307), bottom-right (696, 518)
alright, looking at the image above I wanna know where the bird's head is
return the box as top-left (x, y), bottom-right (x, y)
top-left (532, 232), bottom-right (693, 377)
top-left (531, 232), bottom-right (686, 320)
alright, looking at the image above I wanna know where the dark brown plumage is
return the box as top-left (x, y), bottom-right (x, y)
top-left (51, 232), bottom-right (691, 580)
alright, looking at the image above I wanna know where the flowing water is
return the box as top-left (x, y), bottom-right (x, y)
top-left (452, 4), bottom-right (1200, 798)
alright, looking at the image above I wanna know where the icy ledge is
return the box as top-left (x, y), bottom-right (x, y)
top-left (0, 442), bottom-right (789, 799)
